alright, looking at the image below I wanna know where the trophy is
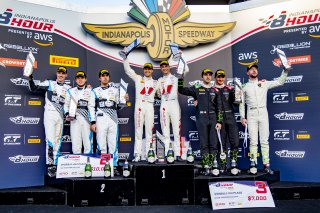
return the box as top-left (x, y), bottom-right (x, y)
top-left (276, 48), bottom-right (292, 70)
top-left (68, 94), bottom-right (78, 118)
top-left (169, 43), bottom-right (181, 62)
top-left (119, 78), bottom-right (128, 106)
top-left (23, 51), bottom-right (35, 77)
top-left (119, 38), bottom-right (140, 59)
top-left (156, 131), bottom-right (166, 163)
top-left (233, 77), bottom-right (242, 104)
top-left (177, 56), bottom-right (186, 77)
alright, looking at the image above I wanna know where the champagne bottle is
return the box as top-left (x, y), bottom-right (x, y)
top-left (104, 158), bottom-right (111, 178)
top-left (147, 143), bottom-right (156, 164)
top-left (186, 143), bottom-right (194, 163)
top-left (211, 156), bottom-right (219, 177)
top-left (84, 156), bottom-right (92, 179)
top-left (166, 142), bottom-right (175, 164)
top-left (230, 159), bottom-right (239, 176)
top-left (249, 154), bottom-right (257, 175)
top-left (123, 157), bottom-right (130, 177)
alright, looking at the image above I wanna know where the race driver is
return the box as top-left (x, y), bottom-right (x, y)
top-left (123, 58), bottom-right (158, 162)
top-left (64, 71), bottom-right (94, 155)
top-left (90, 69), bottom-right (128, 174)
top-left (178, 68), bottom-right (223, 169)
top-left (28, 66), bottom-right (71, 177)
top-left (157, 59), bottom-right (189, 161)
top-left (240, 63), bottom-right (290, 174)
top-left (214, 69), bottom-right (240, 173)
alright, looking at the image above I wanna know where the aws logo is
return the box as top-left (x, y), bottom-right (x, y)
top-left (82, 0), bottom-right (236, 61)
top-left (237, 52), bottom-right (258, 68)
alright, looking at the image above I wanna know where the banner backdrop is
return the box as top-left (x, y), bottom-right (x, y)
top-left (0, 0), bottom-right (319, 188)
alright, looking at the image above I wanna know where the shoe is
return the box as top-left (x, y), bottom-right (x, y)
top-left (132, 154), bottom-right (141, 162)
top-left (47, 165), bottom-right (56, 177)
top-left (113, 167), bottom-right (121, 176)
top-left (264, 164), bottom-right (274, 175)
top-left (176, 156), bottom-right (184, 162)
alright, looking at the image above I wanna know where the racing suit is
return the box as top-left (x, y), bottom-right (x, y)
top-left (90, 85), bottom-right (120, 166)
top-left (215, 85), bottom-right (239, 168)
top-left (157, 73), bottom-right (182, 157)
top-left (123, 59), bottom-right (158, 158)
top-left (178, 79), bottom-right (223, 166)
top-left (64, 86), bottom-right (94, 154)
top-left (29, 79), bottom-right (71, 165)
top-left (239, 71), bottom-right (288, 165)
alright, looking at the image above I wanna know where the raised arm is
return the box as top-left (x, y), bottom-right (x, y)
top-left (123, 58), bottom-right (139, 82)
top-left (267, 70), bottom-right (288, 89)
top-left (178, 78), bottom-right (196, 97)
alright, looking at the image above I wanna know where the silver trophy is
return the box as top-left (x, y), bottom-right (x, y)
top-left (119, 78), bottom-right (128, 106)
top-left (119, 38), bottom-right (140, 59)
top-left (177, 56), bottom-right (186, 76)
top-left (276, 48), bottom-right (292, 71)
top-left (68, 94), bottom-right (78, 118)
top-left (156, 131), bottom-right (166, 163)
top-left (233, 77), bottom-right (242, 104)
top-left (169, 43), bottom-right (181, 62)
top-left (23, 51), bottom-right (35, 77)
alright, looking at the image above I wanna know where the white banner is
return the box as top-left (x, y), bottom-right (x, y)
top-left (56, 154), bottom-right (114, 178)
top-left (209, 181), bottom-right (275, 210)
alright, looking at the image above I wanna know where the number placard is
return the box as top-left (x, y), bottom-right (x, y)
top-left (209, 181), bottom-right (275, 210)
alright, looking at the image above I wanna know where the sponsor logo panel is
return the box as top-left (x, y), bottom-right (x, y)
top-left (273, 130), bottom-right (290, 141)
top-left (4, 94), bottom-right (22, 106)
top-left (3, 134), bottom-right (23, 145)
top-left (9, 116), bottom-right (40, 124)
top-left (49, 55), bottom-right (79, 67)
top-left (0, 57), bottom-right (37, 68)
top-left (275, 150), bottom-right (305, 158)
top-left (9, 155), bottom-right (40, 163)
top-left (274, 112), bottom-right (304, 120)
top-left (273, 92), bottom-right (289, 104)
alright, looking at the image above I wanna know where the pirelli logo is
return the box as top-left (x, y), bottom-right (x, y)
top-left (28, 100), bottom-right (42, 106)
top-left (296, 134), bottom-right (310, 139)
top-left (120, 137), bottom-right (132, 142)
top-left (28, 138), bottom-right (41, 143)
top-left (295, 96), bottom-right (309, 101)
top-left (49, 55), bottom-right (79, 67)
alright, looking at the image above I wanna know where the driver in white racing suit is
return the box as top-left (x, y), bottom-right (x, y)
top-left (240, 64), bottom-right (289, 174)
top-left (64, 71), bottom-right (94, 154)
top-left (28, 66), bottom-right (71, 177)
top-left (157, 59), bottom-right (189, 160)
top-left (123, 59), bottom-right (158, 162)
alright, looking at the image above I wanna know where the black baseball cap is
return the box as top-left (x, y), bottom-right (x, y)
top-left (201, 68), bottom-right (213, 77)
top-left (143, 63), bottom-right (153, 69)
top-left (57, 66), bottom-right (67, 73)
top-left (215, 69), bottom-right (225, 78)
top-left (99, 69), bottom-right (110, 77)
top-left (247, 64), bottom-right (258, 71)
top-left (75, 71), bottom-right (86, 78)
top-left (160, 60), bottom-right (169, 66)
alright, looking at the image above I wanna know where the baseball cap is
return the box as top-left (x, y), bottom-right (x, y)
top-left (160, 60), bottom-right (169, 66)
top-left (201, 68), bottom-right (213, 76)
top-left (247, 64), bottom-right (258, 71)
top-left (143, 63), bottom-right (153, 69)
top-left (75, 71), bottom-right (86, 78)
top-left (215, 69), bottom-right (225, 78)
top-left (99, 69), bottom-right (110, 77)
top-left (57, 66), bottom-right (67, 73)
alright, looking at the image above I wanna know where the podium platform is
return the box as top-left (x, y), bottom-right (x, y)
top-left (4, 161), bottom-right (309, 206)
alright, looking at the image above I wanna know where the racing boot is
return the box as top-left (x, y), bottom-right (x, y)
top-left (201, 154), bottom-right (211, 176)
top-left (264, 163), bottom-right (274, 175)
top-left (132, 153), bottom-right (141, 162)
top-left (47, 165), bottom-right (57, 177)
